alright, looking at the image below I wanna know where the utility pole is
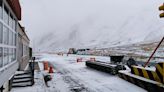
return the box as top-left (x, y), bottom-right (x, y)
top-left (143, 4), bottom-right (164, 67)
top-left (144, 37), bottom-right (164, 67)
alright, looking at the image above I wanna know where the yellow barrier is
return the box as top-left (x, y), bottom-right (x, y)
top-left (131, 62), bottom-right (164, 84)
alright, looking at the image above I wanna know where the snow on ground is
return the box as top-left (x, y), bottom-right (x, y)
top-left (11, 54), bottom-right (147, 92)
top-left (41, 54), bottom-right (147, 92)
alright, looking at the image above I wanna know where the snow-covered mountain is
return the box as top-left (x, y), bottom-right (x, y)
top-left (31, 0), bottom-right (164, 52)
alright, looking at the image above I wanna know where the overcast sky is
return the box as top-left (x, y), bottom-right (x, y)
top-left (19, 0), bottom-right (163, 48)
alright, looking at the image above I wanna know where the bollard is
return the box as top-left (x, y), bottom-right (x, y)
top-left (44, 74), bottom-right (52, 87)
top-left (49, 66), bottom-right (54, 73)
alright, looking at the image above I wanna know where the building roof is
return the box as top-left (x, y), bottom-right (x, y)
top-left (7, 0), bottom-right (21, 20)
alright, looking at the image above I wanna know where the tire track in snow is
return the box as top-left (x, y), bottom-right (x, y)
top-left (49, 62), bottom-right (95, 92)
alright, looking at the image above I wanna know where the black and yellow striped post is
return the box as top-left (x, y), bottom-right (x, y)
top-left (131, 62), bottom-right (164, 84)
top-left (156, 62), bottom-right (164, 83)
top-left (118, 70), bottom-right (164, 92)
top-left (119, 62), bottom-right (164, 92)
top-left (131, 66), bottom-right (161, 83)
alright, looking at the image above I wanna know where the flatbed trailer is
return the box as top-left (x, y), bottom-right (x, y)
top-left (86, 56), bottom-right (125, 75)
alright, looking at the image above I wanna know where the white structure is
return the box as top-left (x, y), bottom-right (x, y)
top-left (17, 23), bottom-right (30, 70)
top-left (0, 0), bottom-right (21, 91)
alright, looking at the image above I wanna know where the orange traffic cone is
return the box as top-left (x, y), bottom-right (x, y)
top-left (77, 58), bottom-right (82, 62)
top-left (49, 66), bottom-right (54, 73)
top-left (43, 61), bottom-right (49, 70)
top-left (77, 58), bottom-right (79, 62)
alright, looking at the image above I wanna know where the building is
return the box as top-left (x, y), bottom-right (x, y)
top-left (0, 0), bottom-right (21, 91)
top-left (17, 23), bottom-right (30, 71)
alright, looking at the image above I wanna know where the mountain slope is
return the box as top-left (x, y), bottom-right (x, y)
top-left (34, 0), bottom-right (164, 52)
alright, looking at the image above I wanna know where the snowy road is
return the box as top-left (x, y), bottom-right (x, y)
top-left (39, 54), bottom-right (147, 92)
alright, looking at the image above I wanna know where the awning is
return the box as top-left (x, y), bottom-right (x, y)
top-left (7, 0), bottom-right (21, 20)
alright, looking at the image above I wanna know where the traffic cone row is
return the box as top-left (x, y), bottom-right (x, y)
top-left (43, 61), bottom-right (54, 73)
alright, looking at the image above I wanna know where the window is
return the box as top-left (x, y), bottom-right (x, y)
top-left (9, 48), bottom-right (12, 63)
top-left (12, 32), bottom-right (14, 45)
top-left (13, 48), bottom-right (16, 61)
top-left (20, 42), bottom-right (23, 57)
top-left (0, 1), bottom-right (17, 67)
top-left (18, 36), bottom-right (23, 58)
top-left (0, 23), bottom-right (2, 43)
top-left (9, 14), bottom-right (13, 28)
top-left (9, 30), bottom-right (12, 45)
top-left (13, 33), bottom-right (16, 46)
top-left (11, 48), bottom-right (14, 61)
top-left (3, 26), bottom-right (9, 45)
top-left (3, 6), bottom-right (9, 25)
top-left (0, 47), bottom-right (2, 67)
top-left (23, 45), bottom-right (27, 56)
top-left (12, 19), bottom-right (16, 31)
top-left (0, 0), bottom-right (2, 19)
top-left (4, 48), bottom-right (8, 65)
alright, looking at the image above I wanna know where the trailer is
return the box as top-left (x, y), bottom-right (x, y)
top-left (86, 56), bottom-right (126, 75)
